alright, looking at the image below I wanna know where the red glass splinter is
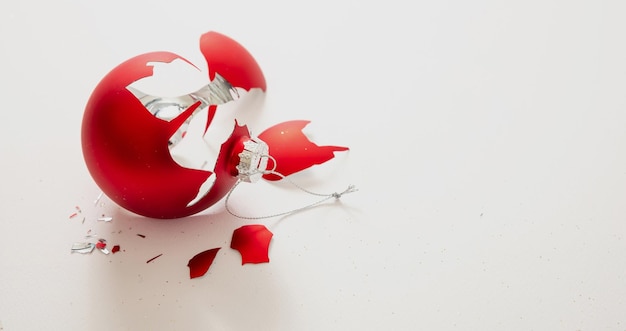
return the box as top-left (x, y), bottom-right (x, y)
top-left (200, 31), bottom-right (266, 92)
top-left (95, 240), bottom-right (106, 250)
top-left (258, 120), bottom-right (349, 181)
top-left (188, 248), bottom-right (221, 279)
top-left (146, 254), bottom-right (163, 263)
top-left (230, 225), bottom-right (273, 264)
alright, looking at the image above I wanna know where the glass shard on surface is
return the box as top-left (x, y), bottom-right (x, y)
top-left (146, 254), bottom-right (163, 263)
top-left (71, 242), bottom-right (95, 254)
top-left (69, 206), bottom-right (82, 219)
top-left (94, 192), bottom-right (103, 205)
top-left (96, 239), bottom-right (110, 254)
top-left (187, 248), bottom-right (221, 279)
top-left (230, 225), bottom-right (273, 264)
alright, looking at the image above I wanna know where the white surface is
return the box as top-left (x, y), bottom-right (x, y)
top-left (2, 0), bottom-right (626, 330)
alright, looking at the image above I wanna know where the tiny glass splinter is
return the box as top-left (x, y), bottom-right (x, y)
top-left (69, 206), bottom-right (82, 219)
top-left (97, 217), bottom-right (113, 222)
top-left (71, 242), bottom-right (95, 254)
top-left (96, 239), bottom-right (110, 254)
top-left (94, 192), bottom-right (103, 205)
top-left (81, 31), bottom-right (351, 220)
top-left (146, 254), bottom-right (163, 263)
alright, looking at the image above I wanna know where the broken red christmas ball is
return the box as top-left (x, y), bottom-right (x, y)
top-left (82, 31), bottom-right (350, 219)
top-left (81, 32), bottom-right (266, 219)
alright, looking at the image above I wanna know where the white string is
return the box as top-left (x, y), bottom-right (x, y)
top-left (224, 169), bottom-right (357, 220)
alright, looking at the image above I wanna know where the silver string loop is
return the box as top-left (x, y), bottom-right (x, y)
top-left (224, 169), bottom-right (357, 220)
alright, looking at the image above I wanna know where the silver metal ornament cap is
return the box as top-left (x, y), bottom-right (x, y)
top-left (236, 137), bottom-right (270, 183)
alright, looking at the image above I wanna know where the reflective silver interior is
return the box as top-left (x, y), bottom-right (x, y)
top-left (128, 73), bottom-right (239, 148)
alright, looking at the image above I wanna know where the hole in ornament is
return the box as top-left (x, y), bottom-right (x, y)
top-left (126, 59), bottom-right (241, 206)
top-left (127, 59), bottom-right (238, 151)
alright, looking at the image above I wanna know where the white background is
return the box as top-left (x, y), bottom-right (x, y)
top-left (2, 0), bottom-right (626, 330)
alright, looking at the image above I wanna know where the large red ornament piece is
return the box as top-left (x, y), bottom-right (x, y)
top-left (259, 121), bottom-right (349, 181)
top-left (81, 32), bottom-right (265, 219)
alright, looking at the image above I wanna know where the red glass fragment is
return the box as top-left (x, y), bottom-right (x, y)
top-left (111, 245), bottom-right (120, 254)
top-left (230, 225), bottom-right (273, 264)
top-left (69, 206), bottom-right (82, 219)
top-left (137, 234), bottom-right (146, 238)
top-left (95, 240), bottom-right (107, 250)
top-left (82, 32), bottom-right (264, 219)
top-left (200, 31), bottom-right (266, 92)
top-left (146, 254), bottom-right (163, 263)
top-left (258, 121), bottom-right (349, 181)
top-left (187, 248), bottom-right (221, 279)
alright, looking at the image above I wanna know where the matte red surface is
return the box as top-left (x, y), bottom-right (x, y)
top-left (200, 31), bottom-right (267, 92)
top-left (230, 225), bottom-right (273, 264)
top-left (259, 121), bottom-right (349, 181)
top-left (81, 32), bottom-right (264, 219)
top-left (187, 248), bottom-right (221, 279)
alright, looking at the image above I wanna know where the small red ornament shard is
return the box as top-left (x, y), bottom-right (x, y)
top-left (111, 245), bottom-right (120, 254)
top-left (187, 248), bottom-right (221, 279)
top-left (146, 254), bottom-right (163, 263)
top-left (230, 225), bottom-right (273, 264)
top-left (95, 239), bottom-right (107, 250)
top-left (95, 239), bottom-right (110, 255)
top-left (258, 120), bottom-right (349, 181)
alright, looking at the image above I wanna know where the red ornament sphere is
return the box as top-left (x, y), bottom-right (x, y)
top-left (81, 32), bottom-right (266, 218)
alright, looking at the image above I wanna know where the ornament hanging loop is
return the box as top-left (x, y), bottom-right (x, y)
top-left (262, 169), bottom-right (357, 199)
top-left (224, 167), bottom-right (357, 220)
